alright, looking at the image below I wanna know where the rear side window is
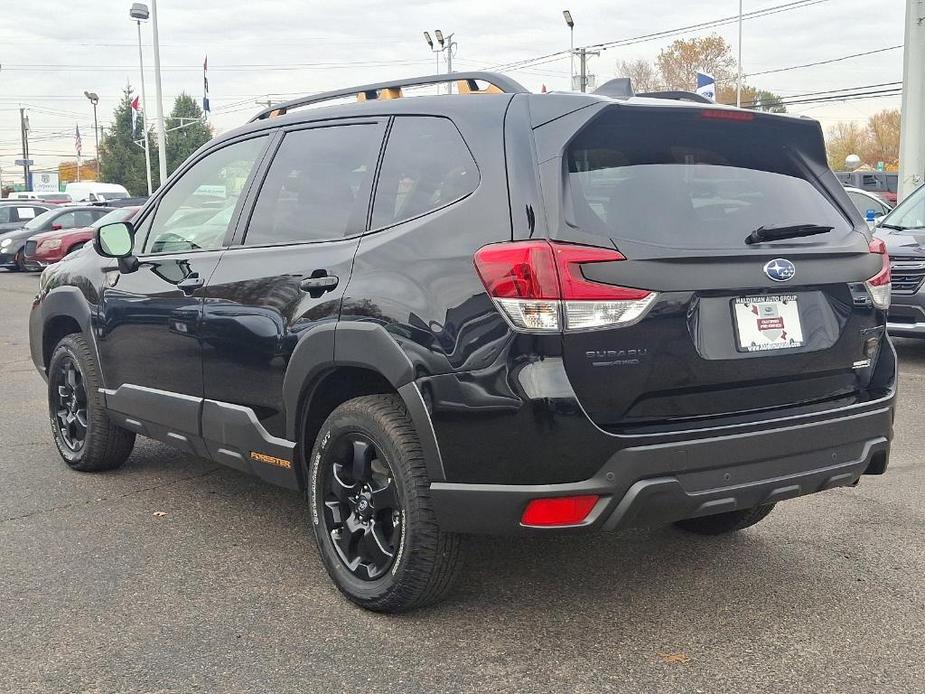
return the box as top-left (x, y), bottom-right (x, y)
top-left (563, 109), bottom-right (852, 251)
top-left (371, 116), bottom-right (478, 229)
top-left (245, 123), bottom-right (384, 245)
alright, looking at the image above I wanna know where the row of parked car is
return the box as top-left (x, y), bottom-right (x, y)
top-left (0, 201), bottom-right (139, 271)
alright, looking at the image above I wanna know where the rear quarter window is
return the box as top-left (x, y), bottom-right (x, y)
top-left (371, 116), bottom-right (478, 229)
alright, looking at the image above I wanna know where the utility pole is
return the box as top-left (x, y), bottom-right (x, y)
top-left (898, 0), bottom-right (925, 201)
top-left (736, 0), bottom-right (743, 107)
top-left (577, 48), bottom-right (599, 93)
top-left (19, 107), bottom-right (30, 189)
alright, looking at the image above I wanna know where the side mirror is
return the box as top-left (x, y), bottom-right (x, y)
top-left (95, 222), bottom-right (139, 273)
top-left (51, 223), bottom-right (63, 231)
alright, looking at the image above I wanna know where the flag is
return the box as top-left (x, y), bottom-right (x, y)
top-left (203, 55), bottom-right (210, 115)
top-left (695, 72), bottom-right (716, 102)
top-left (75, 125), bottom-right (82, 156)
top-left (131, 95), bottom-right (141, 137)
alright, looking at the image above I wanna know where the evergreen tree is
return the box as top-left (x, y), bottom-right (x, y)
top-left (162, 93), bottom-right (213, 176)
top-left (98, 87), bottom-right (157, 195)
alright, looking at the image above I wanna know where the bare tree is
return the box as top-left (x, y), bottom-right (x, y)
top-left (617, 58), bottom-right (661, 93)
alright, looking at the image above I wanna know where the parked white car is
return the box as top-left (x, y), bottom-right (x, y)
top-left (63, 182), bottom-right (130, 203)
top-left (845, 186), bottom-right (892, 228)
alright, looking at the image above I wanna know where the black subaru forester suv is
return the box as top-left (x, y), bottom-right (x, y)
top-left (30, 73), bottom-right (896, 612)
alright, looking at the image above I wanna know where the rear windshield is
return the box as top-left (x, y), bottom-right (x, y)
top-left (563, 108), bottom-right (852, 251)
top-left (98, 191), bottom-right (129, 201)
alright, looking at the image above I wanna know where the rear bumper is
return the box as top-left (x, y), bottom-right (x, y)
top-left (429, 400), bottom-right (893, 534)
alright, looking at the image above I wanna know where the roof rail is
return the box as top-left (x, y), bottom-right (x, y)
top-left (250, 72), bottom-right (529, 122)
top-left (635, 90), bottom-right (714, 104)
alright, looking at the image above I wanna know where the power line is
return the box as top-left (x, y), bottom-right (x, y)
top-left (485, 0), bottom-right (833, 72)
top-left (738, 80), bottom-right (902, 106)
top-left (746, 45), bottom-right (903, 77)
top-left (0, 58), bottom-right (434, 73)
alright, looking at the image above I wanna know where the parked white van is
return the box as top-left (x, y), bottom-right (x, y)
top-left (63, 182), bottom-right (130, 203)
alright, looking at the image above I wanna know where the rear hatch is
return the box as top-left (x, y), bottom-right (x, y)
top-left (537, 103), bottom-right (889, 432)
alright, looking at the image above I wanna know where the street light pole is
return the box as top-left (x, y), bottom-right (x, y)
top-left (150, 0), bottom-right (168, 186)
top-left (563, 10), bottom-right (575, 91)
top-left (424, 30), bottom-right (457, 94)
top-left (84, 91), bottom-right (100, 180)
top-left (131, 3), bottom-right (153, 196)
top-left (736, 0), bottom-right (743, 107)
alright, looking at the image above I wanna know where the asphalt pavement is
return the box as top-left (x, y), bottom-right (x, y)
top-left (1, 268), bottom-right (923, 694)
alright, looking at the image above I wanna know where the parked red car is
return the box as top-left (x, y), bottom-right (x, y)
top-left (24, 206), bottom-right (140, 269)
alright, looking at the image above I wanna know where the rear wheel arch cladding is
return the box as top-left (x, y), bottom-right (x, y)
top-left (288, 322), bottom-right (445, 484)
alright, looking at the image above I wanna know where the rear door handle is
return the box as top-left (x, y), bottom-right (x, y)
top-left (177, 273), bottom-right (205, 294)
top-left (300, 273), bottom-right (339, 298)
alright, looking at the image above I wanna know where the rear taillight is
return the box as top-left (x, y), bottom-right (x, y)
top-left (473, 241), bottom-right (657, 332)
top-left (865, 238), bottom-right (891, 310)
top-left (521, 495), bottom-right (600, 527)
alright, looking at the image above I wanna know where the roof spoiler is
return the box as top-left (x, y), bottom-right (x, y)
top-left (636, 90), bottom-right (713, 104)
top-left (592, 78), bottom-right (635, 100)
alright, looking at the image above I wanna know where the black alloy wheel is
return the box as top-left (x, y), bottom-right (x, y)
top-left (321, 434), bottom-right (401, 581)
top-left (51, 355), bottom-right (88, 452)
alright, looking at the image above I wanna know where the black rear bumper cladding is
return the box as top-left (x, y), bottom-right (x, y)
top-left (429, 401), bottom-right (893, 534)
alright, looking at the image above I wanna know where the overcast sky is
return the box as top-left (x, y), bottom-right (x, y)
top-left (0, 0), bottom-right (908, 185)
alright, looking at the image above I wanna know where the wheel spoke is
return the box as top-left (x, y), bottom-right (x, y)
top-left (66, 365), bottom-right (77, 389)
top-left (330, 528), bottom-right (360, 571)
top-left (329, 464), bottom-right (357, 502)
top-left (358, 526), bottom-right (393, 578)
top-left (351, 439), bottom-right (373, 482)
top-left (370, 480), bottom-right (398, 511)
top-left (369, 523), bottom-right (395, 558)
top-left (74, 409), bottom-right (88, 429)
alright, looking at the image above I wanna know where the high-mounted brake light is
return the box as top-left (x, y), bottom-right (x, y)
top-left (865, 238), bottom-right (891, 309)
top-left (521, 495), bottom-right (600, 527)
top-left (473, 241), bottom-right (657, 332)
top-left (699, 109), bottom-right (754, 122)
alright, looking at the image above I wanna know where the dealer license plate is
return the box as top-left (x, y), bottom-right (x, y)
top-left (733, 295), bottom-right (804, 352)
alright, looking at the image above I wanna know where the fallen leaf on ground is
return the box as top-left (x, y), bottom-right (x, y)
top-left (152, 511), bottom-right (168, 517)
top-left (657, 652), bottom-right (690, 664)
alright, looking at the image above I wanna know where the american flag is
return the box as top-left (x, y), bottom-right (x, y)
top-left (75, 125), bottom-right (82, 156)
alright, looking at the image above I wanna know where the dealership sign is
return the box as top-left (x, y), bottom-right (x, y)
top-left (33, 172), bottom-right (60, 193)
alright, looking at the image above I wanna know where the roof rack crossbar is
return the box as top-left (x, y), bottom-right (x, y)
top-left (250, 71), bottom-right (528, 121)
top-left (636, 90), bottom-right (713, 104)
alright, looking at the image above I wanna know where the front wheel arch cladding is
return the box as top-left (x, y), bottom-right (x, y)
top-left (36, 286), bottom-right (102, 382)
top-left (283, 321), bottom-right (446, 483)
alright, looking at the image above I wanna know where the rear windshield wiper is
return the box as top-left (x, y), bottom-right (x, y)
top-left (745, 224), bottom-right (834, 245)
top-left (879, 223), bottom-right (910, 231)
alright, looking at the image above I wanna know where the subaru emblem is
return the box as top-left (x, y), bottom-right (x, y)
top-left (764, 258), bottom-right (795, 282)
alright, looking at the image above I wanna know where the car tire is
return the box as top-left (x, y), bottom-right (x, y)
top-left (674, 503), bottom-right (776, 535)
top-left (48, 333), bottom-right (135, 472)
top-left (14, 250), bottom-right (26, 272)
top-left (308, 394), bottom-right (462, 612)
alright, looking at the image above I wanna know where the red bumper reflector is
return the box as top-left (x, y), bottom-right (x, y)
top-left (521, 495), bottom-right (600, 527)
